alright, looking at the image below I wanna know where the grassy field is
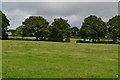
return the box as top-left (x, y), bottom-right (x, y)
top-left (2, 40), bottom-right (118, 78)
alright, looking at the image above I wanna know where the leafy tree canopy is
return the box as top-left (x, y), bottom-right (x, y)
top-left (49, 18), bottom-right (71, 42)
top-left (0, 11), bottom-right (10, 39)
top-left (107, 15), bottom-right (120, 42)
top-left (0, 11), bottom-right (10, 29)
top-left (21, 16), bottom-right (49, 40)
top-left (79, 15), bottom-right (107, 42)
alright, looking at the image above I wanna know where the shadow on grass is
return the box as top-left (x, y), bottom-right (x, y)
top-left (7, 37), bottom-right (66, 43)
top-left (76, 40), bottom-right (120, 44)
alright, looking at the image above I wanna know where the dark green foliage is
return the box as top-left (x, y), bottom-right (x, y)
top-left (79, 15), bottom-right (107, 42)
top-left (71, 27), bottom-right (79, 36)
top-left (107, 15), bottom-right (120, 43)
top-left (16, 25), bottom-right (28, 37)
top-left (17, 17), bottom-right (71, 42)
top-left (0, 11), bottom-right (10, 40)
top-left (0, 11), bottom-right (10, 28)
top-left (10, 14), bottom-right (120, 44)
top-left (21, 16), bottom-right (49, 40)
top-left (48, 18), bottom-right (71, 42)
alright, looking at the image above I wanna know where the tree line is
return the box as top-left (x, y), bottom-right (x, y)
top-left (1, 11), bottom-right (120, 43)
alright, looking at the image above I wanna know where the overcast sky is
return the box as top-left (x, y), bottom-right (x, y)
top-left (2, 2), bottom-right (118, 29)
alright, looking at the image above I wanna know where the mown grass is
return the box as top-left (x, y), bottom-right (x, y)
top-left (2, 40), bottom-right (118, 78)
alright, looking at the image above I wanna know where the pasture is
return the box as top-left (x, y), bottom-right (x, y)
top-left (2, 40), bottom-right (118, 78)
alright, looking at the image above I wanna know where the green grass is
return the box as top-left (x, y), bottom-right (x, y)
top-left (8, 36), bottom-right (36, 40)
top-left (2, 40), bottom-right (118, 78)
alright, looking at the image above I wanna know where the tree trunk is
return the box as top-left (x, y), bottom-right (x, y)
top-left (84, 39), bottom-right (86, 42)
top-left (92, 38), bottom-right (95, 42)
top-left (89, 39), bottom-right (91, 42)
top-left (21, 36), bottom-right (24, 40)
top-left (35, 37), bottom-right (38, 41)
top-left (113, 38), bottom-right (117, 43)
top-left (98, 38), bottom-right (100, 42)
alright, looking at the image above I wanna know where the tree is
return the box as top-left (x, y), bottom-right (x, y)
top-left (79, 15), bottom-right (107, 42)
top-left (21, 16), bottom-right (49, 40)
top-left (49, 18), bottom-right (71, 42)
top-left (71, 27), bottom-right (79, 37)
top-left (107, 15), bottom-right (120, 43)
top-left (0, 11), bottom-right (10, 40)
top-left (16, 25), bottom-right (27, 37)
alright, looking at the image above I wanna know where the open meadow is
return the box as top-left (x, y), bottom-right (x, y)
top-left (2, 40), bottom-right (118, 78)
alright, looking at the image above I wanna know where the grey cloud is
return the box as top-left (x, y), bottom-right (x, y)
top-left (2, 2), bottom-right (118, 29)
